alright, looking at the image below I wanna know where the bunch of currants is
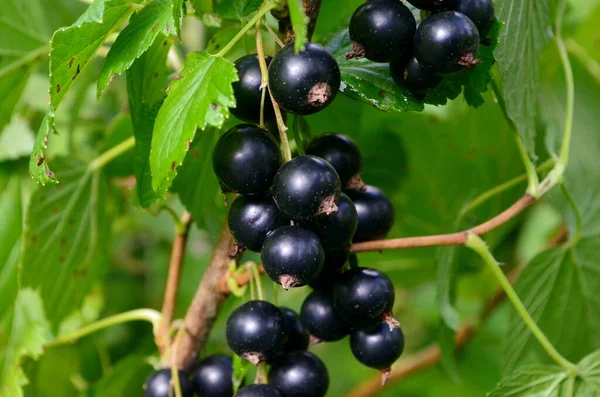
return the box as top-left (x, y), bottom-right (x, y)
top-left (348, 0), bottom-right (496, 98)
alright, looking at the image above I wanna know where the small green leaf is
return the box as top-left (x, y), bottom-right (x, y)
top-left (487, 365), bottom-right (568, 396)
top-left (232, 354), bottom-right (250, 392)
top-left (150, 51), bottom-right (237, 195)
top-left (173, 0), bottom-right (185, 36)
top-left (288, 0), bottom-right (308, 51)
top-left (97, 0), bottom-right (175, 96)
top-left (28, 109), bottom-right (58, 185)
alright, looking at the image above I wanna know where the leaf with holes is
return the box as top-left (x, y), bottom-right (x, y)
top-left (150, 51), bottom-right (237, 195)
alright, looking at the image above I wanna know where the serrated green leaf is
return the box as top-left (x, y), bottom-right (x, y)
top-left (173, 0), bottom-right (184, 36)
top-left (22, 158), bottom-right (109, 329)
top-left (495, 0), bottom-right (552, 158)
top-left (97, 0), bottom-right (175, 97)
top-left (487, 365), bottom-right (568, 397)
top-left (150, 51), bottom-right (237, 195)
top-left (28, 109), bottom-right (58, 185)
top-left (133, 103), bottom-right (163, 208)
top-left (288, 0), bottom-right (308, 51)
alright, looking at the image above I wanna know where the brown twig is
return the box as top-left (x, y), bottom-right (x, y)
top-left (217, 265), bottom-right (266, 294)
top-left (351, 195), bottom-right (535, 253)
top-left (172, 224), bottom-right (235, 370)
top-left (156, 211), bottom-right (193, 355)
top-left (277, 0), bottom-right (323, 45)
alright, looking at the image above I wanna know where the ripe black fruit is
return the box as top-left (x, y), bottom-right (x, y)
top-left (268, 42), bottom-right (340, 115)
top-left (350, 322), bottom-right (405, 369)
top-left (231, 54), bottom-right (275, 124)
top-left (226, 300), bottom-right (287, 364)
top-left (414, 11), bottom-right (480, 75)
top-left (273, 155), bottom-right (341, 221)
top-left (455, 0), bottom-right (495, 38)
top-left (280, 307), bottom-right (310, 353)
top-left (192, 355), bottom-right (233, 397)
top-left (305, 193), bottom-right (357, 249)
top-left (212, 124), bottom-right (281, 194)
top-left (390, 56), bottom-right (444, 99)
top-left (407, 0), bottom-right (456, 11)
top-left (308, 247), bottom-right (350, 288)
top-left (261, 225), bottom-right (324, 290)
top-left (345, 185), bottom-right (394, 242)
top-left (348, 0), bottom-right (416, 63)
top-left (144, 368), bottom-right (194, 397)
top-left (334, 267), bottom-right (395, 330)
top-left (300, 288), bottom-right (350, 342)
top-left (305, 134), bottom-right (362, 187)
top-left (234, 384), bottom-right (282, 397)
top-left (228, 194), bottom-right (288, 252)
top-left (269, 351), bottom-right (329, 397)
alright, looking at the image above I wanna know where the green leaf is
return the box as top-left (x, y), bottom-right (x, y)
top-left (216, 0), bottom-right (262, 20)
top-left (0, 289), bottom-right (53, 397)
top-left (0, 64), bottom-right (40, 134)
top-left (495, 0), bottom-right (552, 158)
top-left (22, 158), bottom-right (109, 329)
top-left (150, 51), bottom-right (237, 195)
top-left (578, 350), bottom-right (600, 393)
top-left (88, 355), bottom-right (153, 396)
top-left (288, 0), bottom-right (308, 51)
top-left (0, 116), bottom-right (35, 162)
top-left (28, 109), bottom-right (58, 185)
top-left (0, 174), bottom-right (22, 316)
top-left (173, 0), bottom-right (184, 36)
top-left (487, 365), bottom-right (568, 396)
top-left (97, 0), bottom-right (175, 97)
top-left (232, 354), bottom-right (250, 392)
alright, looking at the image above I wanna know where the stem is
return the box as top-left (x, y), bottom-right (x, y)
top-left (560, 185), bottom-right (583, 249)
top-left (465, 233), bottom-right (578, 374)
top-left (88, 136), bottom-right (135, 172)
top-left (156, 212), bottom-right (193, 355)
top-left (293, 116), bottom-right (305, 155)
top-left (0, 45), bottom-right (48, 78)
top-left (251, 263), bottom-right (264, 301)
top-left (566, 39), bottom-right (600, 85)
top-left (255, 19), bottom-right (269, 129)
top-left (47, 309), bottom-right (161, 347)
top-left (215, 2), bottom-right (277, 58)
top-left (263, 20), bottom-right (284, 47)
top-left (273, 281), bottom-right (279, 305)
top-left (269, 90), bottom-right (292, 162)
top-left (257, 362), bottom-right (268, 384)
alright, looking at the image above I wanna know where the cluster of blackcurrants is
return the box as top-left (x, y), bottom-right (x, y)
top-left (348, 0), bottom-right (495, 98)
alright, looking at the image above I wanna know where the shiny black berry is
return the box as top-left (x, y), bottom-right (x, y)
top-left (144, 368), bottom-right (194, 397)
top-left (414, 11), bottom-right (480, 75)
top-left (231, 54), bottom-right (275, 124)
top-left (261, 225), bottom-right (324, 290)
top-left (348, 0), bottom-right (416, 63)
top-left (192, 355), bottom-right (233, 397)
top-left (407, 0), bottom-right (456, 11)
top-left (212, 124), bottom-right (281, 194)
top-left (226, 300), bottom-right (287, 364)
top-left (228, 194), bottom-right (288, 252)
top-left (268, 42), bottom-right (340, 115)
top-left (390, 56), bottom-right (444, 99)
top-left (280, 307), bottom-right (310, 353)
top-left (273, 155), bottom-right (341, 221)
top-left (269, 351), bottom-right (329, 397)
top-left (455, 0), bottom-right (495, 38)
top-left (334, 267), bottom-right (396, 330)
top-left (305, 193), bottom-right (357, 249)
top-left (350, 322), bottom-right (405, 370)
top-left (305, 134), bottom-right (362, 187)
top-left (345, 185), bottom-right (394, 242)
top-left (234, 384), bottom-right (282, 397)
top-left (308, 247), bottom-right (350, 288)
top-left (300, 288), bottom-right (350, 342)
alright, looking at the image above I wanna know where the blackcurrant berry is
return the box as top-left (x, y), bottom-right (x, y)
top-left (280, 307), bottom-right (310, 353)
top-left (305, 134), bottom-right (363, 187)
top-left (192, 355), bottom-right (233, 397)
top-left (228, 194), bottom-right (288, 252)
top-left (455, 0), bottom-right (495, 38)
top-left (334, 267), bottom-right (396, 330)
top-left (231, 54), bottom-right (275, 124)
top-left (414, 11), bottom-right (480, 75)
top-left (272, 156), bottom-right (341, 221)
top-left (348, 0), bottom-right (416, 63)
top-left (212, 124), bottom-right (281, 194)
top-left (226, 300), bottom-right (287, 364)
top-left (234, 384), bottom-right (282, 397)
top-left (268, 42), bottom-right (340, 115)
top-left (268, 351), bottom-right (329, 397)
top-left (345, 185), bottom-right (394, 242)
top-left (305, 193), bottom-right (357, 249)
top-left (407, 0), bottom-right (457, 11)
top-left (390, 56), bottom-right (444, 99)
top-left (350, 322), bottom-right (405, 370)
top-left (308, 247), bottom-right (350, 288)
top-left (144, 368), bottom-right (194, 397)
top-left (261, 225), bottom-right (324, 290)
top-left (300, 288), bottom-right (350, 342)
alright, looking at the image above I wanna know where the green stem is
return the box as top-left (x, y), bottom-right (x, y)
top-left (0, 45), bottom-right (48, 78)
top-left (255, 19), bottom-right (269, 128)
top-left (293, 116), bottom-right (305, 155)
top-left (270, 90), bottom-right (292, 162)
top-left (465, 233), bottom-right (578, 374)
top-left (566, 40), bottom-right (600, 85)
top-left (215, 2), bottom-right (277, 58)
top-left (47, 309), bottom-right (161, 347)
top-left (88, 136), bottom-right (135, 172)
top-left (273, 281), bottom-right (279, 305)
top-left (251, 263), bottom-right (264, 301)
top-left (560, 184), bottom-right (583, 249)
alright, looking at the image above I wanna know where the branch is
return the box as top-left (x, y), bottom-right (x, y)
top-left (278, 0), bottom-right (323, 45)
top-left (156, 211), bottom-right (193, 355)
top-left (172, 224), bottom-right (235, 370)
top-left (351, 194), bottom-right (535, 253)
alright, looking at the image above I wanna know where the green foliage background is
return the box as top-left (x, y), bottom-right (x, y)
top-left (1, 0), bottom-right (600, 396)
